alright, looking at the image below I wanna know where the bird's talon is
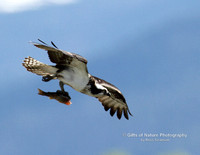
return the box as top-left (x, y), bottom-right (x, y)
top-left (42, 75), bottom-right (54, 82)
top-left (59, 81), bottom-right (65, 92)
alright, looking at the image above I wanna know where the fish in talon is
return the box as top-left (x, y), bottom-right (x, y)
top-left (38, 88), bottom-right (72, 105)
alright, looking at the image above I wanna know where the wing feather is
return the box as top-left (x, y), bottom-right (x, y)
top-left (98, 93), bottom-right (132, 120)
top-left (123, 109), bottom-right (129, 120)
top-left (94, 76), bottom-right (132, 120)
top-left (117, 108), bottom-right (122, 119)
top-left (104, 105), bottom-right (110, 111)
top-left (31, 40), bottom-right (88, 72)
top-left (110, 107), bottom-right (117, 116)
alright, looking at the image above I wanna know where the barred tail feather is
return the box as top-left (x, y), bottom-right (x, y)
top-left (22, 56), bottom-right (57, 76)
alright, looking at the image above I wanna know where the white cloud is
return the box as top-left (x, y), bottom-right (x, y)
top-left (0, 0), bottom-right (76, 13)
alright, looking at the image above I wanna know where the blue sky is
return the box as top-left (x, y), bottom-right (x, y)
top-left (0, 0), bottom-right (200, 155)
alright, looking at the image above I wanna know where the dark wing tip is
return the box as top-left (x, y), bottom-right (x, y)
top-left (51, 41), bottom-right (58, 49)
top-left (110, 108), bottom-right (117, 117)
top-left (38, 39), bottom-right (48, 45)
top-left (107, 106), bottom-right (130, 120)
top-left (123, 109), bottom-right (129, 120)
top-left (29, 39), bottom-right (47, 46)
top-left (100, 98), bottom-right (133, 120)
top-left (128, 108), bottom-right (133, 116)
top-left (29, 39), bottom-right (51, 48)
top-left (109, 107), bottom-right (132, 120)
top-left (36, 39), bottom-right (58, 49)
top-left (117, 108), bottom-right (122, 120)
top-left (104, 105), bottom-right (110, 111)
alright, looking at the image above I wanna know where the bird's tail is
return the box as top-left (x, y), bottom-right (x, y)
top-left (22, 56), bottom-right (57, 76)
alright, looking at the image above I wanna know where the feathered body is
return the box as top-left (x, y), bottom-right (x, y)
top-left (22, 40), bottom-right (132, 120)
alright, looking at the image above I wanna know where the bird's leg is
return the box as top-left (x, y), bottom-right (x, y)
top-left (59, 81), bottom-right (65, 92)
top-left (42, 75), bottom-right (56, 82)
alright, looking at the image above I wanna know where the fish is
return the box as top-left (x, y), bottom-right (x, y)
top-left (38, 88), bottom-right (72, 105)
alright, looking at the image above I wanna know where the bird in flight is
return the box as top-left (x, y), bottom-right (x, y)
top-left (22, 40), bottom-right (132, 120)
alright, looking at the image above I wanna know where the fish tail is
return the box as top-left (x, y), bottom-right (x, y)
top-left (38, 88), bottom-right (45, 96)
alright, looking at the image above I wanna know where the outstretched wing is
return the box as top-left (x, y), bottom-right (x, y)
top-left (94, 76), bottom-right (132, 120)
top-left (31, 39), bottom-right (88, 72)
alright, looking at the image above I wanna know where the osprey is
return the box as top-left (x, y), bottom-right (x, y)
top-left (22, 40), bottom-right (132, 120)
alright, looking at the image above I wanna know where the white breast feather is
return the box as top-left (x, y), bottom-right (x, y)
top-left (57, 68), bottom-right (89, 91)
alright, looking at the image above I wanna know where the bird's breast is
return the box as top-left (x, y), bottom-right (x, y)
top-left (57, 68), bottom-right (89, 91)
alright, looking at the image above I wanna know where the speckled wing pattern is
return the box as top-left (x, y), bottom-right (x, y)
top-left (93, 76), bottom-right (132, 120)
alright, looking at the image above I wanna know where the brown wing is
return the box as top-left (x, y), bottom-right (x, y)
top-left (94, 76), bottom-right (132, 120)
top-left (31, 40), bottom-right (88, 72)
